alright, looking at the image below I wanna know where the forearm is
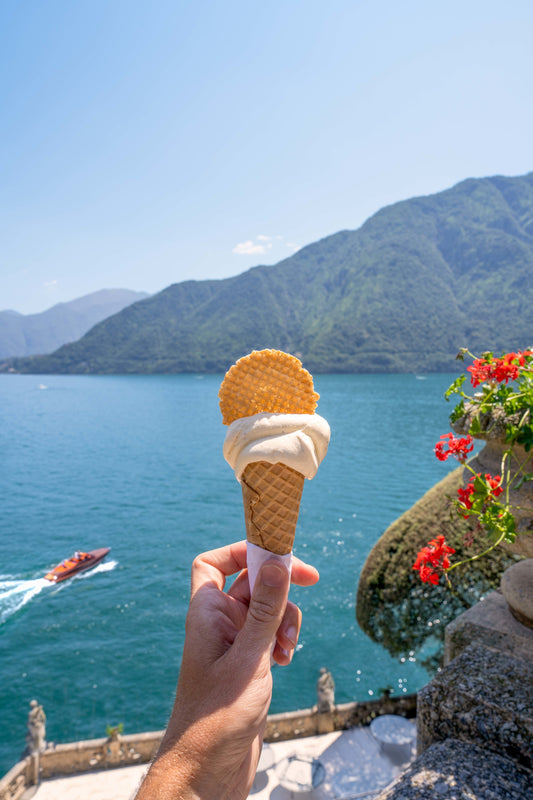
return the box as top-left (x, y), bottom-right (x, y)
top-left (135, 752), bottom-right (201, 800)
top-left (135, 730), bottom-right (218, 800)
top-left (136, 711), bottom-right (257, 800)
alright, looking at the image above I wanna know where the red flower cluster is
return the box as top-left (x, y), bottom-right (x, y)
top-left (413, 535), bottom-right (455, 585)
top-left (468, 350), bottom-right (533, 388)
top-left (435, 432), bottom-right (474, 463)
top-left (456, 473), bottom-right (503, 515)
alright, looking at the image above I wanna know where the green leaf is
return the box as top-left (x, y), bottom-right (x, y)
top-left (514, 472), bottom-right (533, 490)
top-left (450, 400), bottom-right (465, 424)
top-left (505, 424), bottom-right (520, 443)
top-left (499, 510), bottom-right (517, 543)
top-left (445, 375), bottom-right (466, 401)
top-left (469, 415), bottom-right (482, 436)
top-left (516, 424), bottom-right (533, 452)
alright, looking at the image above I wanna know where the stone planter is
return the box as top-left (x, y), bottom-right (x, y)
top-left (500, 559), bottom-right (533, 630)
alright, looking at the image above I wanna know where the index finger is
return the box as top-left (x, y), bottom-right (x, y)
top-left (291, 556), bottom-right (320, 586)
top-left (190, 541), bottom-right (248, 597)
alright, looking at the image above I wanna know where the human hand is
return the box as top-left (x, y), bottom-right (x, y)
top-left (135, 540), bottom-right (319, 800)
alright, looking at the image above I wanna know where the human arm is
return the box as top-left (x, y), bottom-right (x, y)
top-left (135, 540), bottom-right (319, 800)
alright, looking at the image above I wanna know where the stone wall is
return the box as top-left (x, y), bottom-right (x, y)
top-left (0, 757), bottom-right (35, 800)
top-left (38, 731), bottom-right (161, 780)
top-left (0, 735), bottom-right (162, 800)
top-left (266, 694), bottom-right (416, 741)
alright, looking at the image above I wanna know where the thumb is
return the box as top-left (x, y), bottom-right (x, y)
top-left (239, 561), bottom-right (290, 658)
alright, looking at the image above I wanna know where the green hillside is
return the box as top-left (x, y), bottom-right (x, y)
top-left (4, 172), bottom-right (533, 374)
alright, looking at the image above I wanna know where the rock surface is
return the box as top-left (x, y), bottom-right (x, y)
top-left (445, 588), bottom-right (533, 663)
top-left (417, 643), bottom-right (533, 769)
top-left (375, 738), bottom-right (533, 800)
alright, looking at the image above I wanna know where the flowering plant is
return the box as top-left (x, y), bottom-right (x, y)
top-left (414, 348), bottom-right (533, 586)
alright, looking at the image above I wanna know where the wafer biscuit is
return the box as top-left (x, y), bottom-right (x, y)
top-left (219, 349), bottom-right (318, 424)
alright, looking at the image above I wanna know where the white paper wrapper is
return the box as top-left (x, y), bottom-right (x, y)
top-left (246, 541), bottom-right (293, 594)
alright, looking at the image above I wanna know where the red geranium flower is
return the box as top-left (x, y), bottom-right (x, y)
top-left (457, 481), bottom-right (475, 510)
top-left (487, 475), bottom-right (503, 496)
top-left (456, 473), bottom-right (503, 516)
top-left (468, 357), bottom-right (494, 387)
top-left (413, 535), bottom-right (455, 584)
top-left (435, 432), bottom-right (474, 463)
top-left (468, 350), bottom-right (533, 388)
top-left (494, 353), bottom-right (520, 384)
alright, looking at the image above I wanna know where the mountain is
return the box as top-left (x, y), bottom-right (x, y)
top-left (4, 173), bottom-right (533, 374)
top-left (0, 289), bottom-right (149, 359)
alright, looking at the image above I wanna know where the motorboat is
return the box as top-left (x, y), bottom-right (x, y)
top-left (44, 548), bottom-right (110, 583)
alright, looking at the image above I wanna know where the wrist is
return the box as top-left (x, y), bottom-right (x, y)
top-left (137, 745), bottom-right (219, 800)
top-left (144, 721), bottom-right (226, 800)
top-left (154, 717), bottom-right (256, 800)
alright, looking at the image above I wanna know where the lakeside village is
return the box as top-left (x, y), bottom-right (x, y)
top-left (2, 350), bottom-right (533, 799)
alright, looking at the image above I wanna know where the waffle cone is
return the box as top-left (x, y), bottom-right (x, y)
top-left (241, 461), bottom-right (305, 555)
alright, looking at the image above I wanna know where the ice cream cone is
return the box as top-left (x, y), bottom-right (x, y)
top-left (219, 349), bottom-right (328, 564)
top-left (241, 460), bottom-right (305, 555)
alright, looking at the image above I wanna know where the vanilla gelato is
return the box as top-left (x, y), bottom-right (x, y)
top-left (223, 411), bottom-right (330, 481)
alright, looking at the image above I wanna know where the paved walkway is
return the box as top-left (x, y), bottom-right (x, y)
top-left (32, 763), bottom-right (147, 800)
top-left (33, 719), bottom-right (417, 800)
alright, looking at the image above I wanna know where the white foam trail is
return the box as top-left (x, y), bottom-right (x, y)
top-left (0, 578), bottom-right (50, 625)
top-left (76, 560), bottom-right (117, 579)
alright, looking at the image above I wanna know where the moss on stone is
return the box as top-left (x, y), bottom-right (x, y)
top-left (356, 466), bottom-right (518, 664)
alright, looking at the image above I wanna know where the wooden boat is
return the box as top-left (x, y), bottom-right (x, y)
top-left (44, 548), bottom-right (111, 583)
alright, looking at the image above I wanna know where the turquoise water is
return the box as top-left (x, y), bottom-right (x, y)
top-left (0, 373), bottom-right (457, 774)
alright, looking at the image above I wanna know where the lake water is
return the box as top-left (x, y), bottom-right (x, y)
top-left (0, 372), bottom-right (458, 775)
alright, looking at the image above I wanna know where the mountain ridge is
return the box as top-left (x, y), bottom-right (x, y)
top-left (5, 172), bottom-right (533, 374)
top-left (0, 289), bottom-right (149, 359)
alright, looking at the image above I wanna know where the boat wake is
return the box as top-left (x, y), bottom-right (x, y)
top-left (0, 577), bottom-right (50, 625)
top-left (0, 561), bottom-right (117, 624)
top-left (78, 559), bottom-right (117, 578)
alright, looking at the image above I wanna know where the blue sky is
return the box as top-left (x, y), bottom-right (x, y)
top-left (2, 0), bottom-right (533, 314)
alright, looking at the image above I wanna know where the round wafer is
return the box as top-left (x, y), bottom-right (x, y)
top-left (219, 349), bottom-right (319, 425)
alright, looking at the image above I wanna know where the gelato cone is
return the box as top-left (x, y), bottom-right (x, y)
top-left (219, 350), bottom-right (330, 565)
top-left (241, 460), bottom-right (305, 555)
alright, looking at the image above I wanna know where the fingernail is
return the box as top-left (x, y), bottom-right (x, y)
top-left (261, 563), bottom-right (286, 587)
top-left (285, 625), bottom-right (298, 647)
